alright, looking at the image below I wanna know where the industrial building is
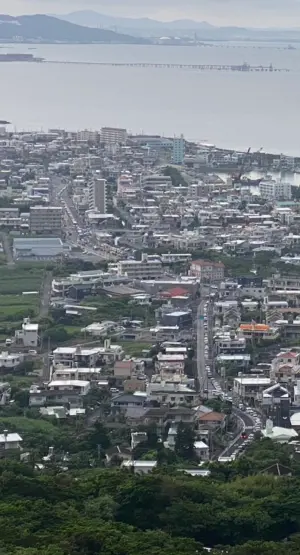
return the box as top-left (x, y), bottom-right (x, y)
top-left (13, 237), bottom-right (65, 260)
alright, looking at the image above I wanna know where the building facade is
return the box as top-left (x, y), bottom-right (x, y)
top-left (88, 178), bottom-right (107, 213)
top-left (101, 127), bottom-right (127, 145)
top-left (259, 179), bottom-right (292, 200)
top-left (172, 134), bottom-right (185, 164)
top-left (30, 206), bottom-right (62, 235)
top-left (190, 259), bottom-right (225, 282)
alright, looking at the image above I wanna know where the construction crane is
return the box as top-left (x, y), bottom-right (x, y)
top-left (232, 147), bottom-right (251, 185)
top-left (232, 147), bottom-right (264, 186)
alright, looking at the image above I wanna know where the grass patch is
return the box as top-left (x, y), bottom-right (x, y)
top-left (0, 265), bottom-right (44, 295)
top-left (0, 294), bottom-right (39, 322)
top-left (117, 341), bottom-right (152, 357)
top-left (0, 416), bottom-right (56, 434)
top-left (0, 375), bottom-right (38, 388)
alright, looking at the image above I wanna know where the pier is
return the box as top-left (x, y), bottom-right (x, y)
top-left (46, 61), bottom-right (288, 72)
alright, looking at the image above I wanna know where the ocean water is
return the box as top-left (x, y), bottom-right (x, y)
top-left (1, 42), bottom-right (300, 154)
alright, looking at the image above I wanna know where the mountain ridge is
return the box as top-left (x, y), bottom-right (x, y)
top-left (0, 14), bottom-right (149, 44)
top-left (55, 11), bottom-right (300, 40)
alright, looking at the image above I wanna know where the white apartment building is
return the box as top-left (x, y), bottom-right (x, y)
top-left (259, 179), bottom-right (292, 200)
top-left (172, 134), bottom-right (185, 164)
top-left (118, 254), bottom-right (163, 280)
top-left (48, 379), bottom-right (90, 395)
top-left (52, 346), bottom-right (102, 368)
top-left (101, 127), bottom-right (127, 145)
top-left (77, 129), bottom-right (99, 142)
top-left (0, 351), bottom-right (24, 369)
top-left (30, 206), bottom-right (63, 235)
top-left (15, 318), bottom-right (39, 347)
top-left (190, 259), bottom-right (225, 282)
top-left (88, 178), bottom-right (107, 213)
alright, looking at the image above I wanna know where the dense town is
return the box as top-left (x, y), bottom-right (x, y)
top-left (2, 124), bottom-right (300, 552)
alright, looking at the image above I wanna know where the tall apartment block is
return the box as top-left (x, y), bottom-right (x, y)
top-left (101, 127), bottom-right (127, 145)
top-left (30, 206), bottom-right (63, 235)
top-left (88, 178), bottom-right (107, 213)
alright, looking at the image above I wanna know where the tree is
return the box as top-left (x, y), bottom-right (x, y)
top-left (175, 422), bottom-right (196, 461)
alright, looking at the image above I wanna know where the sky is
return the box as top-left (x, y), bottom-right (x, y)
top-left (3, 0), bottom-right (300, 27)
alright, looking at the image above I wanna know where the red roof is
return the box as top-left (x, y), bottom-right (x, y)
top-left (167, 287), bottom-right (189, 297)
top-left (277, 352), bottom-right (297, 359)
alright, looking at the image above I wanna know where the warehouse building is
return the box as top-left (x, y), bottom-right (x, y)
top-left (13, 238), bottom-right (65, 260)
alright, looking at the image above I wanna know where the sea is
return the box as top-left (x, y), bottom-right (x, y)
top-left (2, 41), bottom-right (300, 155)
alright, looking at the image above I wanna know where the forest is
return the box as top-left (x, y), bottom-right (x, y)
top-left (1, 439), bottom-right (300, 554)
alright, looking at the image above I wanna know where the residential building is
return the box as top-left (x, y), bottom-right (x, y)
top-left (52, 346), bottom-right (113, 368)
top-left (118, 254), bottom-right (163, 280)
top-left (77, 129), bottom-right (99, 142)
top-left (261, 419), bottom-right (298, 443)
top-left (141, 175), bottom-right (172, 189)
top-left (13, 237), bottom-right (64, 261)
top-left (198, 411), bottom-right (226, 430)
top-left (0, 351), bottom-right (23, 369)
top-left (30, 206), bottom-right (62, 235)
top-left (52, 367), bottom-right (103, 382)
top-left (194, 440), bottom-right (210, 461)
top-left (214, 333), bottom-right (246, 354)
top-left (162, 311), bottom-right (192, 330)
top-left (88, 178), bottom-right (107, 213)
top-left (15, 318), bottom-right (39, 347)
top-left (172, 134), bottom-right (185, 164)
top-left (190, 259), bottom-right (225, 282)
top-left (29, 381), bottom-right (90, 408)
top-left (0, 432), bottom-right (22, 452)
top-left (47, 379), bottom-right (90, 395)
top-left (259, 179), bottom-right (292, 200)
top-left (146, 381), bottom-right (198, 406)
top-left (233, 375), bottom-right (272, 400)
top-left (262, 383), bottom-right (290, 427)
top-left (122, 460), bottom-right (157, 474)
top-left (239, 323), bottom-right (280, 341)
top-left (101, 127), bottom-right (127, 145)
top-left (271, 351), bottom-right (300, 383)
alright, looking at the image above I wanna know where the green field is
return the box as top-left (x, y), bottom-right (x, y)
top-left (0, 264), bottom-right (44, 328)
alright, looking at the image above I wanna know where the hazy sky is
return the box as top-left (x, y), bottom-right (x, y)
top-left (3, 0), bottom-right (300, 27)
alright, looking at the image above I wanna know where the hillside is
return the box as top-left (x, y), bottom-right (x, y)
top-left (0, 14), bottom-right (149, 44)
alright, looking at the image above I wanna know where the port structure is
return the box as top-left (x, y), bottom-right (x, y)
top-left (46, 61), bottom-right (287, 72)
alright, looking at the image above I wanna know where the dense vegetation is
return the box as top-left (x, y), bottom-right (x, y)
top-left (0, 440), bottom-right (300, 553)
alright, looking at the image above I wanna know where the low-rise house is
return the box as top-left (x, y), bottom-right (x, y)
top-left (194, 440), bottom-right (210, 461)
top-left (15, 318), bottom-right (39, 347)
top-left (29, 380), bottom-right (90, 408)
top-left (111, 392), bottom-right (147, 411)
top-left (0, 351), bottom-right (24, 369)
top-left (261, 419), bottom-right (298, 443)
top-left (122, 460), bottom-right (157, 474)
top-left (233, 375), bottom-right (272, 401)
top-left (198, 411), bottom-right (226, 430)
top-left (52, 367), bottom-right (103, 382)
top-left (53, 343), bottom-right (123, 368)
top-left (0, 432), bottom-right (23, 452)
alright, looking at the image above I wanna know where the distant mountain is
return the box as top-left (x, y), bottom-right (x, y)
top-left (0, 14), bottom-right (149, 44)
top-left (56, 11), bottom-right (214, 36)
top-left (56, 11), bottom-right (300, 41)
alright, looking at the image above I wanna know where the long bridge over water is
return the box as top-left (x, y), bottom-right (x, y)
top-left (46, 61), bottom-right (288, 72)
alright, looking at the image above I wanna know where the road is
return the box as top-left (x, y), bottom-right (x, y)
top-left (39, 271), bottom-right (53, 319)
top-left (220, 408), bottom-right (256, 458)
top-left (1, 232), bottom-right (15, 267)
